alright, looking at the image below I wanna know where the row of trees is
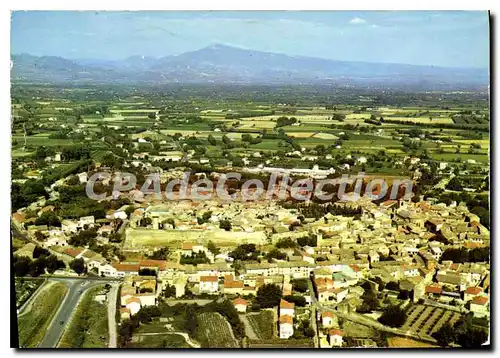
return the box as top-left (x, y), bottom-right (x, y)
top-left (433, 313), bottom-right (488, 348)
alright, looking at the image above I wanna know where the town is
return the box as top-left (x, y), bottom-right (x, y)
top-left (11, 10), bottom-right (490, 350)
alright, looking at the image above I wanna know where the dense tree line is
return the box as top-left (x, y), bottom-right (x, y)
top-left (433, 313), bottom-right (488, 348)
top-left (13, 248), bottom-right (65, 277)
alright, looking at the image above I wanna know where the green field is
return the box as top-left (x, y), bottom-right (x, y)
top-left (247, 310), bottom-right (276, 340)
top-left (17, 281), bottom-right (68, 348)
top-left (196, 312), bottom-right (239, 348)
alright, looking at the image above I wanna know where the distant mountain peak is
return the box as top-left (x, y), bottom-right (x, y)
top-left (10, 47), bottom-right (489, 90)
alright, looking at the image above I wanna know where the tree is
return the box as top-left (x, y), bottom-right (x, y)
top-left (70, 258), bottom-right (86, 275)
top-left (207, 240), bottom-right (220, 256)
top-left (266, 248), bottom-right (287, 262)
top-left (456, 327), bottom-right (488, 348)
top-left (284, 295), bottom-right (306, 307)
top-left (219, 219), bottom-right (232, 231)
top-left (256, 284), bottom-right (282, 308)
top-left (45, 255), bottom-right (66, 274)
top-left (446, 177), bottom-right (463, 191)
top-left (208, 134), bottom-right (217, 146)
top-left (35, 212), bottom-right (61, 227)
top-left (432, 323), bottom-right (455, 347)
top-left (33, 246), bottom-right (50, 259)
top-left (291, 279), bottom-right (309, 293)
top-left (378, 305), bottom-right (406, 328)
top-left (148, 247), bottom-right (169, 260)
top-left (13, 256), bottom-right (32, 277)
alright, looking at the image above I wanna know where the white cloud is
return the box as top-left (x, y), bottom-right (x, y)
top-left (349, 17), bottom-right (367, 25)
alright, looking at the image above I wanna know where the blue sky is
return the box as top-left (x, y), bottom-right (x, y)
top-left (11, 11), bottom-right (489, 68)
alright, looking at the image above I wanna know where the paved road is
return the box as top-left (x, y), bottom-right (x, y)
top-left (107, 283), bottom-right (119, 348)
top-left (37, 278), bottom-right (113, 348)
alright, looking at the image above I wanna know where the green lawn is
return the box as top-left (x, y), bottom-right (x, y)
top-left (17, 281), bottom-right (68, 348)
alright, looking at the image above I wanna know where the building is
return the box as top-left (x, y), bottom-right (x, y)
top-left (279, 299), bottom-right (295, 317)
top-left (199, 275), bottom-right (219, 294)
top-left (470, 296), bottom-right (489, 318)
top-left (279, 315), bottom-right (294, 339)
top-left (328, 329), bottom-right (344, 347)
top-left (233, 297), bottom-right (249, 313)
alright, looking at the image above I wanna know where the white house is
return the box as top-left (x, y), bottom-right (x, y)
top-left (199, 276), bottom-right (219, 294)
top-left (233, 297), bottom-right (249, 313)
top-left (279, 315), bottom-right (294, 339)
top-left (125, 297), bottom-right (141, 315)
top-left (280, 299), bottom-right (295, 317)
top-left (328, 329), bottom-right (344, 347)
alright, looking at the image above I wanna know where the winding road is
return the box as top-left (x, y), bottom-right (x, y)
top-left (31, 277), bottom-right (120, 348)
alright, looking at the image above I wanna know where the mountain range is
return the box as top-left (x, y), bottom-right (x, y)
top-left (11, 44), bottom-right (489, 90)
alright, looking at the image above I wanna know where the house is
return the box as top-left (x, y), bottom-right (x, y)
top-left (328, 329), bottom-right (344, 347)
top-left (233, 297), bottom-right (249, 313)
top-left (61, 219), bottom-right (79, 233)
top-left (279, 315), bottom-right (294, 339)
top-left (223, 280), bottom-right (245, 295)
top-left (120, 307), bottom-right (131, 320)
top-left (470, 296), bottom-right (489, 318)
top-left (321, 311), bottom-right (337, 328)
top-left (199, 276), bottom-right (219, 294)
top-left (280, 299), bottom-right (295, 317)
top-left (425, 284), bottom-right (443, 298)
top-left (125, 297), bottom-right (142, 315)
top-left (464, 286), bottom-right (483, 302)
top-left (78, 216), bottom-right (95, 228)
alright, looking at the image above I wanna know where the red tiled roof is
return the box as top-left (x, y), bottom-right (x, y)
top-left (472, 296), bottom-right (488, 306)
top-left (120, 308), bottom-right (131, 314)
top-left (425, 285), bottom-right (443, 295)
top-left (200, 275), bottom-right (218, 282)
top-left (126, 297), bottom-right (141, 305)
top-left (329, 329), bottom-right (343, 336)
top-left (280, 299), bottom-right (295, 310)
top-left (350, 264), bottom-right (360, 272)
top-left (233, 297), bottom-right (248, 306)
top-left (139, 260), bottom-right (166, 270)
top-left (182, 242), bottom-right (193, 250)
top-left (279, 315), bottom-right (293, 324)
top-left (322, 311), bottom-right (334, 318)
top-left (113, 263), bottom-right (140, 272)
top-left (465, 287), bottom-right (483, 295)
top-left (224, 280), bottom-right (245, 289)
top-left (64, 248), bottom-right (84, 258)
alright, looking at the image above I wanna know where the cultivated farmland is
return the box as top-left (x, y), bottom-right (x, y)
top-left (196, 312), bottom-right (240, 348)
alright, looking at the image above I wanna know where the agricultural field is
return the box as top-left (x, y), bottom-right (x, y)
top-left (17, 281), bottom-right (68, 348)
top-left (58, 285), bottom-right (109, 348)
top-left (387, 337), bottom-right (437, 348)
top-left (196, 312), bottom-right (240, 348)
top-left (130, 333), bottom-right (191, 348)
top-left (401, 304), bottom-right (462, 339)
top-left (15, 278), bottom-right (44, 309)
top-left (247, 310), bottom-right (276, 340)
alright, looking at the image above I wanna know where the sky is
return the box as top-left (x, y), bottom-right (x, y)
top-left (10, 11), bottom-right (490, 68)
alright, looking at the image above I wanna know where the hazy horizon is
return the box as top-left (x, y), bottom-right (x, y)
top-left (11, 11), bottom-right (490, 68)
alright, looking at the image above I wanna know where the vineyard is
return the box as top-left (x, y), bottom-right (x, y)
top-left (196, 312), bottom-right (240, 348)
top-left (247, 310), bottom-right (276, 340)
